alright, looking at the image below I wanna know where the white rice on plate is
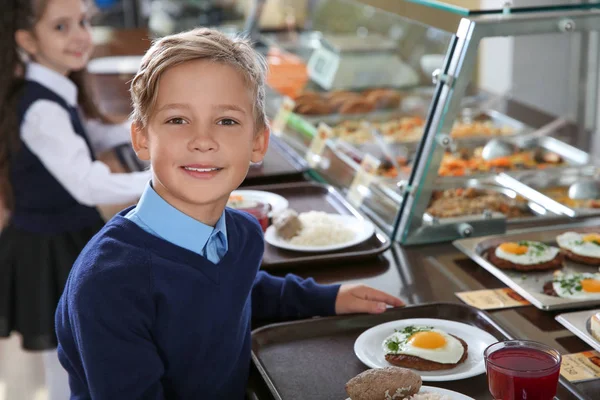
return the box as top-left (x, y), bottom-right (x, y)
top-left (408, 393), bottom-right (451, 400)
top-left (288, 211), bottom-right (355, 246)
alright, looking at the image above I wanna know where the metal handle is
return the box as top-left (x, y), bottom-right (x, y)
top-left (495, 173), bottom-right (576, 217)
top-left (514, 117), bottom-right (569, 147)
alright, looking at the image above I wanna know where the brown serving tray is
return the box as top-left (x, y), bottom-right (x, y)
top-left (244, 182), bottom-right (391, 269)
top-left (243, 138), bottom-right (309, 186)
top-left (250, 302), bottom-right (587, 400)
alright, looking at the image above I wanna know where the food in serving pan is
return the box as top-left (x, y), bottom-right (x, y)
top-left (333, 116), bottom-right (514, 145)
top-left (540, 187), bottom-right (600, 209)
top-left (266, 48), bottom-right (308, 99)
top-left (438, 147), bottom-right (564, 177)
top-left (273, 210), bottom-right (355, 246)
top-left (293, 89), bottom-right (401, 116)
top-left (487, 241), bottom-right (564, 272)
top-left (542, 271), bottom-right (600, 299)
top-left (426, 188), bottom-right (532, 219)
top-left (333, 117), bottom-right (424, 145)
top-left (345, 146), bottom-right (563, 179)
top-left (451, 120), bottom-right (514, 139)
top-left (592, 312), bottom-right (600, 342)
top-left (382, 326), bottom-right (468, 371)
top-left (345, 367), bottom-right (422, 400)
top-left (556, 232), bottom-right (600, 265)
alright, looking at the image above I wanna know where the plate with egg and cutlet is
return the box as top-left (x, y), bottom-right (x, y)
top-left (354, 318), bottom-right (497, 382)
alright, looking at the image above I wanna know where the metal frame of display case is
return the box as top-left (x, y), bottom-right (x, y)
top-left (381, 7), bottom-right (600, 245)
top-left (250, 0), bottom-right (600, 245)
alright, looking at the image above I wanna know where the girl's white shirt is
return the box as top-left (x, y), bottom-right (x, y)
top-left (21, 63), bottom-right (150, 206)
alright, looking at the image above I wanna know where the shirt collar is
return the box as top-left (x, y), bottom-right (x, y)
top-left (133, 182), bottom-right (228, 255)
top-left (25, 62), bottom-right (78, 107)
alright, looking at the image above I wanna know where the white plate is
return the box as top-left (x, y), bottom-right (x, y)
top-left (354, 318), bottom-right (498, 382)
top-left (88, 56), bottom-right (143, 74)
top-left (228, 190), bottom-right (288, 217)
top-left (346, 385), bottom-right (474, 400)
top-left (264, 214), bottom-right (375, 252)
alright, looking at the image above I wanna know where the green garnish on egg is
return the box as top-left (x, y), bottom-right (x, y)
top-left (554, 273), bottom-right (585, 295)
top-left (384, 325), bottom-right (434, 353)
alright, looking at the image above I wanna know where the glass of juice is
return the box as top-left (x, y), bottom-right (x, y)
top-left (238, 201), bottom-right (270, 231)
top-left (484, 340), bottom-right (561, 400)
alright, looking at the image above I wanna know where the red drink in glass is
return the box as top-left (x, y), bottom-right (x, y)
top-left (484, 340), bottom-right (561, 400)
top-left (235, 201), bottom-right (270, 231)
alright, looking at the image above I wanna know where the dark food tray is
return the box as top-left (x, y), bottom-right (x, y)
top-left (251, 302), bottom-right (587, 400)
top-left (242, 137), bottom-right (309, 186)
top-left (245, 182), bottom-right (391, 269)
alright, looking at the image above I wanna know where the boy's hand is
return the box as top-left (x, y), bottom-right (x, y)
top-left (335, 284), bottom-right (404, 315)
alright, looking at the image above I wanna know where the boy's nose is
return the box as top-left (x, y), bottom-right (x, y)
top-left (189, 130), bottom-right (219, 152)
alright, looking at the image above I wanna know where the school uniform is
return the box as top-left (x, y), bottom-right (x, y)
top-left (55, 183), bottom-right (341, 399)
top-left (0, 62), bottom-right (151, 350)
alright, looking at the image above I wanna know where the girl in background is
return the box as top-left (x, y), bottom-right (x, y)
top-left (0, 0), bottom-right (151, 398)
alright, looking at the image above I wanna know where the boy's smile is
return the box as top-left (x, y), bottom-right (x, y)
top-left (181, 164), bottom-right (224, 179)
top-left (132, 59), bottom-right (269, 226)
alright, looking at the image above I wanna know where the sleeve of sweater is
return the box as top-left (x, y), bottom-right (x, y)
top-left (251, 271), bottom-right (341, 320)
top-left (56, 250), bottom-right (166, 400)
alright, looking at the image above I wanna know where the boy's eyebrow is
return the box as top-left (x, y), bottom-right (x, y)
top-left (156, 103), bottom-right (192, 113)
top-left (213, 104), bottom-right (247, 114)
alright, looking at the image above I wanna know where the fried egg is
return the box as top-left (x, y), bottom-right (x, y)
top-left (552, 271), bottom-right (600, 299)
top-left (382, 326), bottom-right (464, 364)
top-left (556, 232), bottom-right (600, 259)
top-left (494, 241), bottom-right (559, 265)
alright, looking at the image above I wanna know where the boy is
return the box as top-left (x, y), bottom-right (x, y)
top-left (55, 28), bottom-right (403, 399)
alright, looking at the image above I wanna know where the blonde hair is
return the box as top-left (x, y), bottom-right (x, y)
top-left (130, 28), bottom-right (269, 132)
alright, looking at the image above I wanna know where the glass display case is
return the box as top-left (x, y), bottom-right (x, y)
top-left (259, 0), bottom-right (600, 244)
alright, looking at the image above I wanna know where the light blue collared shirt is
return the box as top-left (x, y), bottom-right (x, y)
top-left (125, 182), bottom-right (228, 264)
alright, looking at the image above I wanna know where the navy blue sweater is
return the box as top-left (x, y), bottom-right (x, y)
top-left (55, 207), bottom-right (340, 399)
top-left (13, 81), bottom-right (102, 233)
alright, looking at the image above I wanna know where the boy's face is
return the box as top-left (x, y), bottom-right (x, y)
top-left (132, 59), bottom-right (269, 223)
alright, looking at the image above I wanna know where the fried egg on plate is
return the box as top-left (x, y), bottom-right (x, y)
top-left (556, 232), bottom-right (600, 259)
top-left (494, 241), bottom-right (559, 265)
top-left (552, 271), bottom-right (600, 299)
top-left (383, 326), bottom-right (464, 364)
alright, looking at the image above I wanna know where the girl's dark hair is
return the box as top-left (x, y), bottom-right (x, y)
top-left (0, 0), bottom-right (108, 210)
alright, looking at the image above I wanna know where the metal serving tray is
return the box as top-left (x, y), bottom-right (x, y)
top-left (328, 130), bottom-right (584, 189)
top-left (454, 223), bottom-right (600, 311)
top-left (503, 166), bottom-right (600, 217)
top-left (326, 143), bottom-right (569, 229)
top-left (423, 178), bottom-right (557, 225)
top-left (556, 309), bottom-right (600, 353)
top-left (304, 108), bottom-right (529, 147)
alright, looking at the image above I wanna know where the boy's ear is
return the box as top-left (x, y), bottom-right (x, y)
top-left (131, 122), bottom-right (150, 161)
top-left (250, 127), bottom-right (270, 164)
top-left (15, 29), bottom-right (38, 56)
